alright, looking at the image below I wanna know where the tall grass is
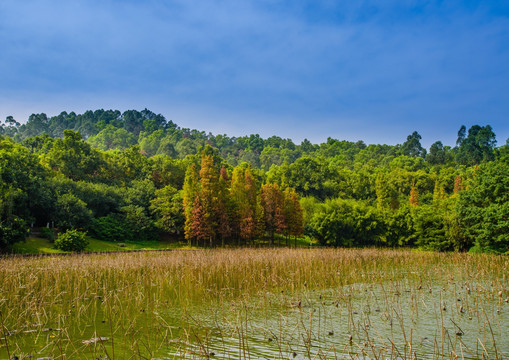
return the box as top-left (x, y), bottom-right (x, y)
top-left (0, 249), bottom-right (507, 359)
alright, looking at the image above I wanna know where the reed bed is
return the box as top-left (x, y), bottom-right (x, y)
top-left (0, 248), bottom-right (507, 359)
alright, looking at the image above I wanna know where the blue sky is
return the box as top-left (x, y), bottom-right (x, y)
top-left (0, 0), bottom-right (508, 147)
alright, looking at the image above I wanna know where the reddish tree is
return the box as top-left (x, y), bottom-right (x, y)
top-left (190, 196), bottom-right (210, 245)
top-left (230, 166), bottom-right (260, 243)
top-left (261, 183), bottom-right (285, 244)
top-left (453, 176), bottom-right (463, 194)
top-left (409, 186), bottom-right (419, 207)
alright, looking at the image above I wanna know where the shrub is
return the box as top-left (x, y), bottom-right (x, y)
top-left (92, 214), bottom-right (134, 242)
top-left (40, 227), bottom-right (55, 242)
top-left (54, 229), bottom-right (88, 252)
top-left (0, 216), bottom-right (29, 250)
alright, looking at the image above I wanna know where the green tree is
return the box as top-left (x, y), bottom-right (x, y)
top-left (183, 164), bottom-right (199, 245)
top-left (150, 185), bottom-right (185, 235)
top-left (55, 193), bottom-right (93, 230)
top-left (45, 130), bottom-right (105, 182)
top-left (282, 187), bottom-right (304, 246)
top-left (427, 141), bottom-right (451, 165)
top-left (309, 199), bottom-right (384, 247)
top-left (88, 125), bottom-right (136, 150)
top-left (412, 205), bottom-right (450, 251)
top-left (400, 131), bottom-right (426, 157)
top-left (121, 204), bottom-right (158, 241)
top-left (0, 187), bottom-right (29, 249)
top-left (456, 125), bottom-right (496, 165)
top-left (150, 156), bottom-right (186, 189)
top-left (457, 161), bottom-right (509, 252)
top-left (92, 214), bottom-right (134, 242)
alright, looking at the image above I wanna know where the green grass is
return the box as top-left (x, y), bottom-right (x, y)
top-left (10, 233), bottom-right (315, 254)
top-left (10, 236), bottom-right (64, 254)
top-left (11, 235), bottom-right (192, 254)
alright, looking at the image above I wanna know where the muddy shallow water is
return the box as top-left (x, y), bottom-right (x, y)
top-left (1, 250), bottom-right (507, 359)
top-left (165, 280), bottom-right (508, 359)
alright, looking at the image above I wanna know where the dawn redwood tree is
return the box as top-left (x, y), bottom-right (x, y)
top-left (189, 196), bottom-right (210, 246)
top-left (409, 186), bottom-right (419, 207)
top-left (261, 183), bottom-right (285, 245)
top-left (229, 166), bottom-right (245, 240)
top-left (183, 164), bottom-right (199, 246)
top-left (375, 172), bottom-right (399, 210)
top-left (216, 166), bottom-right (232, 245)
top-left (230, 166), bottom-right (259, 244)
top-left (453, 176), bottom-right (463, 194)
top-left (283, 187), bottom-right (304, 246)
top-left (243, 166), bottom-right (262, 242)
top-left (199, 154), bottom-right (218, 246)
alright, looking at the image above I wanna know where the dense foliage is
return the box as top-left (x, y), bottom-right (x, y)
top-left (54, 229), bottom-right (88, 252)
top-left (1, 109), bottom-right (507, 252)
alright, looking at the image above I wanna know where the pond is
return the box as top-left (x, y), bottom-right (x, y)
top-left (0, 249), bottom-right (507, 359)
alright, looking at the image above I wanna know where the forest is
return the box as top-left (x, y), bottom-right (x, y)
top-left (1, 108), bottom-right (508, 253)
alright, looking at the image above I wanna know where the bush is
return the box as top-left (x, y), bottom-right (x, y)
top-left (40, 227), bottom-right (55, 242)
top-left (91, 214), bottom-right (134, 242)
top-left (0, 216), bottom-right (29, 250)
top-left (54, 229), bottom-right (88, 252)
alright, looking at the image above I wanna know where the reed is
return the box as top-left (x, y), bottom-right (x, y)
top-left (0, 248), bottom-right (506, 359)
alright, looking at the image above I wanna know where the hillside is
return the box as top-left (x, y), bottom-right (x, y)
top-left (1, 109), bottom-right (508, 253)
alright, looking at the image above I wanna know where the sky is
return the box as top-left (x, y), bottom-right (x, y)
top-left (0, 0), bottom-right (508, 147)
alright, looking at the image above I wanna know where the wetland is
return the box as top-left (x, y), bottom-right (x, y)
top-left (0, 248), bottom-right (507, 359)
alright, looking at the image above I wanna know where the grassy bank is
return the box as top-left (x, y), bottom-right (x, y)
top-left (10, 236), bottom-right (191, 254)
top-left (10, 234), bottom-right (314, 254)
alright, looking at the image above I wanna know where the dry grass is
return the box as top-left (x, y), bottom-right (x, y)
top-left (0, 248), bottom-right (507, 359)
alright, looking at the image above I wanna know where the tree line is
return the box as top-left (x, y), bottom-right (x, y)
top-left (1, 109), bottom-right (508, 253)
top-left (1, 110), bottom-right (501, 170)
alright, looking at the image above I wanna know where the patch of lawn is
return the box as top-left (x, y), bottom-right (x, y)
top-left (11, 235), bottom-right (191, 254)
top-left (11, 236), bottom-right (63, 254)
top-left (10, 234), bottom-right (313, 254)
top-left (87, 238), bottom-right (192, 251)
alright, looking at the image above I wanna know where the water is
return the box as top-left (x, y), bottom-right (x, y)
top-left (2, 266), bottom-right (508, 359)
top-left (164, 279), bottom-right (508, 359)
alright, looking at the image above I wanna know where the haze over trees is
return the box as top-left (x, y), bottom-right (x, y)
top-left (1, 109), bottom-right (507, 253)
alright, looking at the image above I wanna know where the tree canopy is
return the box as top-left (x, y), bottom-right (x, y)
top-left (1, 110), bottom-right (507, 253)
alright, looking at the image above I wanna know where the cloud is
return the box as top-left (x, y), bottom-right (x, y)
top-left (0, 0), bottom-right (508, 146)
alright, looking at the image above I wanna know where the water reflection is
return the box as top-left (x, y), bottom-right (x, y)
top-left (168, 280), bottom-right (508, 359)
